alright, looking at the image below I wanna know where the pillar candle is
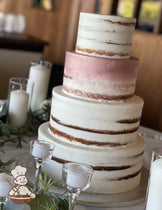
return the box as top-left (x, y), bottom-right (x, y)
top-left (4, 14), bottom-right (17, 33)
top-left (32, 141), bottom-right (50, 159)
top-left (8, 90), bottom-right (29, 127)
top-left (29, 64), bottom-right (51, 111)
top-left (146, 158), bottom-right (162, 210)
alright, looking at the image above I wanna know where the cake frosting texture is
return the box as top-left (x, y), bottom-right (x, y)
top-left (39, 122), bottom-right (145, 194)
top-left (38, 12), bottom-right (145, 194)
top-left (50, 86), bottom-right (143, 137)
top-left (63, 51), bottom-right (139, 100)
top-left (76, 13), bottom-right (136, 58)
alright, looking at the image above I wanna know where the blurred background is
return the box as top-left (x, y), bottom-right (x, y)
top-left (0, 0), bottom-right (161, 132)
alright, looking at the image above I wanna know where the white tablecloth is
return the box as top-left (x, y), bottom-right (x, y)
top-left (1, 126), bottom-right (162, 210)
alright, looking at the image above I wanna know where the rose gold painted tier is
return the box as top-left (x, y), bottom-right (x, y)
top-left (63, 51), bottom-right (139, 100)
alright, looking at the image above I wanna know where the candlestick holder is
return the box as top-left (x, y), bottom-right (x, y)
top-left (62, 162), bottom-right (93, 210)
top-left (7, 77), bottom-right (34, 127)
top-left (145, 147), bottom-right (162, 210)
top-left (0, 173), bottom-right (12, 210)
top-left (30, 140), bottom-right (54, 193)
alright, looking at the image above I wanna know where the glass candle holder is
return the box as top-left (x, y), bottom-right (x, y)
top-left (62, 162), bottom-right (94, 210)
top-left (30, 140), bottom-right (55, 193)
top-left (0, 173), bottom-right (12, 210)
top-left (8, 77), bottom-right (34, 127)
top-left (145, 147), bottom-right (162, 210)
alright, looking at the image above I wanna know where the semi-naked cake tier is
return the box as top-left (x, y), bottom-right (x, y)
top-left (39, 122), bottom-right (145, 194)
top-left (38, 13), bottom-right (145, 195)
top-left (76, 13), bottom-right (136, 58)
top-left (63, 51), bottom-right (139, 100)
top-left (49, 86), bottom-right (144, 147)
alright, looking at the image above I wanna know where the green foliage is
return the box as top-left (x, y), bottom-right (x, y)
top-left (118, 0), bottom-right (160, 22)
top-left (0, 102), bottom-right (51, 149)
top-left (0, 121), bottom-right (11, 137)
top-left (29, 172), bottom-right (68, 210)
top-left (139, 1), bottom-right (160, 22)
top-left (0, 159), bottom-right (15, 173)
top-left (0, 101), bottom-right (66, 209)
top-left (30, 194), bottom-right (57, 210)
top-left (12, 102), bottom-right (51, 136)
top-left (37, 172), bottom-right (58, 194)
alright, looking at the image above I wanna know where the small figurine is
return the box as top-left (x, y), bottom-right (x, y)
top-left (8, 165), bottom-right (35, 204)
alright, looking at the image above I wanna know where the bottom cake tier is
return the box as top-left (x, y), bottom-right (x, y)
top-left (38, 122), bottom-right (145, 194)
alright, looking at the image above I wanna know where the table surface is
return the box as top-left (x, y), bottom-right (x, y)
top-left (1, 126), bottom-right (162, 210)
top-left (0, 33), bottom-right (48, 52)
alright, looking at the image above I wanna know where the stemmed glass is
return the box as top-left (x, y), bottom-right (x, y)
top-left (0, 174), bottom-right (12, 210)
top-left (62, 162), bottom-right (94, 210)
top-left (30, 140), bottom-right (54, 193)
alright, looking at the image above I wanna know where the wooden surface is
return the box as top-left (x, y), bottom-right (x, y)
top-left (0, 0), bottom-right (98, 64)
top-left (132, 30), bottom-right (162, 131)
top-left (0, 33), bottom-right (48, 51)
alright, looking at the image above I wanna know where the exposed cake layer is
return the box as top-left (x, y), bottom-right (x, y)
top-left (39, 122), bottom-right (145, 194)
top-left (50, 86), bottom-right (144, 135)
top-left (76, 12), bottom-right (136, 58)
top-left (63, 51), bottom-right (139, 100)
top-left (49, 120), bottom-right (138, 147)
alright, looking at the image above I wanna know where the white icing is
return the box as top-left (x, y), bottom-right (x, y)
top-left (39, 122), bottom-right (144, 194)
top-left (63, 77), bottom-right (136, 97)
top-left (76, 13), bottom-right (136, 58)
top-left (49, 119), bottom-right (138, 145)
top-left (51, 86), bottom-right (143, 132)
top-left (39, 122), bottom-right (145, 167)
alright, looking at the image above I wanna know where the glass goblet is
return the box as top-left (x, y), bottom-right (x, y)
top-left (0, 174), bottom-right (12, 210)
top-left (30, 140), bottom-right (54, 193)
top-left (62, 162), bottom-right (94, 210)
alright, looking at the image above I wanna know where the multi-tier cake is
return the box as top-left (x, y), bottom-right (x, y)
top-left (38, 12), bottom-right (145, 194)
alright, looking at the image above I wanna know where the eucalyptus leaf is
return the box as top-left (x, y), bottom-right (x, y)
top-left (29, 194), bottom-right (57, 210)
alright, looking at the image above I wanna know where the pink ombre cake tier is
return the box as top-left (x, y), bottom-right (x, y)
top-left (63, 51), bottom-right (139, 100)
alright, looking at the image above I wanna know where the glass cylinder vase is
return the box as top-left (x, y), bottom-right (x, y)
top-left (145, 147), bottom-right (162, 210)
top-left (8, 77), bottom-right (34, 128)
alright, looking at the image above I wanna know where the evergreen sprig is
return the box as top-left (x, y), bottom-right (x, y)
top-left (29, 172), bottom-right (68, 210)
top-left (0, 159), bottom-right (15, 173)
top-left (0, 101), bottom-right (51, 149)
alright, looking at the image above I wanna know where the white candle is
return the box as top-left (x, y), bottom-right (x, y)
top-left (29, 64), bottom-right (51, 111)
top-left (0, 173), bottom-right (11, 197)
top-left (0, 12), bottom-right (4, 31)
top-left (66, 165), bottom-right (88, 188)
top-left (8, 90), bottom-right (29, 127)
top-left (16, 14), bottom-right (25, 34)
top-left (146, 158), bottom-right (162, 210)
top-left (32, 141), bottom-right (50, 159)
top-left (4, 14), bottom-right (17, 33)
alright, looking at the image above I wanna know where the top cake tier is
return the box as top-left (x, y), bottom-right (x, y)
top-left (75, 12), bottom-right (136, 59)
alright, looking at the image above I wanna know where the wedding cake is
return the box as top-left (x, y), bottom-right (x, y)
top-left (38, 13), bottom-right (145, 194)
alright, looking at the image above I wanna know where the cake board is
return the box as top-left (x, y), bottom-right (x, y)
top-left (48, 166), bottom-right (148, 208)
